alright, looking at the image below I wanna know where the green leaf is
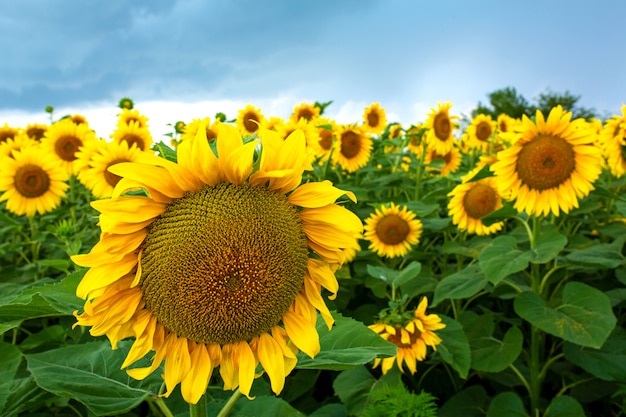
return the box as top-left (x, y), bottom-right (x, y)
top-left (0, 342), bottom-right (22, 382)
top-left (514, 282), bottom-right (617, 348)
top-left (308, 404), bottom-right (347, 417)
top-left (1, 376), bottom-right (53, 417)
top-left (479, 236), bottom-right (533, 284)
top-left (332, 366), bottom-right (376, 416)
top-left (392, 261), bottom-right (422, 288)
top-left (480, 203), bottom-right (518, 226)
top-left (26, 340), bottom-right (162, 416)
top-left (432, 264), bottom-right (488, 307)
top-left (366, 264), bottom-right (398, 284)
top-left (470, 326), bottom-right (523, 373)
top-left (439, 385), bottom-right (488, 417)
top-left (544, 395), bottom-right (586, 417)
top-left (296, 313), bottom-right (396, 370)
top-left (233, 395), bottom-right (305, 417)
top-left (436, 316), bottom-right (471, 379)
top-left (531, 226), bottom-right (567, 264)
top-left (486, 392), bottom-right (529, 417)
top-left (565, 238), bottom-right (625, 269)
top-left (563, 326), bottom-right (626, 381)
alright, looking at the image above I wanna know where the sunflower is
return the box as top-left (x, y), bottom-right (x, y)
top-left (0, 123), bottom-right (20, 144)
top-left (111, 121), bottom-right (153, 152)
top-left (406, 124), bottom-right (426, 157)
top-left (424, 146), bottom-right (462, 176)
top-left (465, 114), bottom-right (496, 152)
top-left (424, 102), bottom-right (459, 155)
top-left (236, 104), bottom-right (265, 136)
top-left (40, 118), bottom-right (97, 175)
top-left (496, 113), bottom-right (517, 135)
top-left (601, 105), bottom-right (626, 178)
top-left (332, 124), bottom-right (372, 173)
top-left (71, 122), bottom-right (363, 404)
top-left (0, 145), bottom-right (69, 217)
top-left (363, 202), bottom-right (423, 258)
top-left (362, 102), bottom-right (387, 135)
top-left (264, 116), bottom-right (285, 132)
top-left (69, 114), bottom-right (89, 126)
top-left (25, 123), bottom-right (48, 141)
top-left (369, 297), bottom-right (445, 375)
top-left (118, 108), bottom-right (149, 129)
top-left (274, 118), bottom-right (321, 160)
top-left (448, 169), bottom-right (504, 235)
top-left (312, 117), bottom-right (337, 161)
top-left (181, 117), bottom-right (221, 143)
top-left (491, 106), bottom-right (603, 217)
top-left (388, 123), bottom-right (404, 140)
top-left (0, 133), bottom-right (36, 159)
top-left (76, 140), bottom-right (145, 199)
top-left (290, 102), bottom-right (320, 123)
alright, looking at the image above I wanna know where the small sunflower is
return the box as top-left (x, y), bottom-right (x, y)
top-left (118, 108), bottom-right (149, 129)
top-left (274, 118), bottom-right (321, 159)
top-left (69, 114), bottom-right (89, 126)
top-left (496, 113), bottom-right (517, 135)
top-left (72, 122), bottom-right (363, 404)
top-left (25, 123), bottom-right (48, 141)
top-left (0, 123), bottom-right (20, 144)
top-left (76, 140), bottom-right (145, 199)
top-left (40, 118), bottom-right (97, 175)
top-left (424, 146), bottom-right (462, 176)
top-left (0, 145), bottom-right (69, 217)
top-left (364, 202), bottom-right (423, 258)
top-left (601, 105), bottom-right (626, 178)
top-left (312, 117), bottom-right (337, 161)
top-left (465, 114), bottom-right (496, 152)
top-left (424, 102), bottom-right (459, 155)
top-left (406, 124), bottom-right (427, 157)
top-left (111, 121), bottom-right (153, 152)
top-left (0, 133), bottom-right (37, 159)
top-left (447, 169), bottom-right (504, 235)
top-left (264, 116), bottom-right (285, 132)
top-left (290, 102), bottom-right (320, 123)
top-left (181, 117), bottom-right (221, 143)
top-left (236, 104), bottom-right (265, 136)
top-left (362, 102), bottom-right (387, 135)
top-left (369, 297), bottom-right (445, 375)
top-left (332, 125), bottom-right (372, 173)
top-left (491, 106), bottom-right (603, 217)
top-left (388, 123), bottom-right (404, 140)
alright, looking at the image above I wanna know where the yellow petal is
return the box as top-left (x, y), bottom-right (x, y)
top-left (256, 333), bottom-right (286, 394)
top-left (163, 336), bottom-right (192, 397)
top-left (108, 162), bottom-right (185, 198)
top-left (235, 341), bottom-right (257, 398)
top-left (282, 309), bottom-right (320, 358)
top-left (219, 344), bottom-right (238, 391)
top-left (288, 180), bottom-right (356, 208)
top-left (90, 197), bottom-right (166, 223)
top-left (181, 343), bottom-right (213, 404)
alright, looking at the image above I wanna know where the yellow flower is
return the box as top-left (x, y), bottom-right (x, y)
top-left (117, 108), bottom-right (149, 129)
top-left (236, 104), bottom-right (265, 136)
top-left (110, 121), bottom-right (153, 152)
top-left (0, 123), bottom-right (20, 144)
top-left (0, 132), bottom-right (37, 159)
top-left (40, 119), bottom-right (97, 175)
top-left (0, 145), bottom-right (69, 216)
top-left (333, 124), bottom-right (372, 173)
top-left (362, 102), bottom-right (387, 135)
top-left (25, 123), bottom-right (48, 141)
top-left (68, 114), bottom-right (89, 127)
top-left (424, 146), bottom-right (462, 176)
top-left (369, 298), bottom-right (445, 375)
top-left (448, 168), bottom-right (504, 235)
top-left (72, 122), bottom-right (362, 404)
top-left (491, 106), bottom-right (603, 217)
top-left (312, 117), bottom-right (337, 162)
top-left (181, 117), bottom-right (221, 143)
top-left (406, 124), bottom-right (426, 157)
top-left (290, 102), bottom-right (320, 123)
top-left (424, 102), bottom-right (459, 155)
top-left (601, 104), bottom-right (626, 178)
top-left (464, 114), bottom-right (496, 152)
top-left (364, 202), bottom-right (423, 258)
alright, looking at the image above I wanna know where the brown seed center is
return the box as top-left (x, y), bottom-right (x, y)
top-left (376, 214), bottom-right (410, 245)
top-left (15, 164), bottom-right (50, 198)
top-left (434, 113), bottom-right (451, 141)
top-left (476, 121), bottom-right (493, 141)
top-left (463, 183), bottom-right (498, 219)
top-left (243, 112), bottom-right (260, 133)
top-left (516, 134), bottom-right (576, 190)
top-left (340, 130), bottom-right (362, 159)
top-left (55, 135), bottom-right (82, 161)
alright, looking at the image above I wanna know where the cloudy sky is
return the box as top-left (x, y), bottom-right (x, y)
top-left (1, 0), bottom-right (624, 139)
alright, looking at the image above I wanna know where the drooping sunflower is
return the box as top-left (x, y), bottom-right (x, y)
top-left (601, 105), bottom-right (626, 178)
top-left (447, 169), bottom-right (504, 235)
top-left (40, 118), bottom-right (97, 175)
top-left (118, 108), bottom-right (149, 129)
top-left (369, 297), bottom-right (445, 375)
top-left (464, 114), bottom-right (496, 152)
top-left (0, 145), bottom-right (69, 217)
top-left (332, 124), bottom-right (372, 173)
top-left (363, 202), bottom-right (423, 258)
top-left (424, 146), bottom-right (462, 176)
top-left (0, 123), bottom-right (20, 144)
top-left (290, 102), bottom-right (320, 123)
top-left (424, 102), bottom-right (459, 155)
top-left (491, 106), bottom-right (603, 217)
top-left (71, 123), bottom-right (363, 404)
top-left (25, 123), bottom-right (48, 141)
top-left (76, 140), bottom-right (145, 199)
top-left (362, 102), bottom-right (387, 135)
top-left (236, 104), bottom-right (265, 136)
top-left (181, 117), bottom-right (222, 143)
top-left (111, 121), bottom-right (153, 152)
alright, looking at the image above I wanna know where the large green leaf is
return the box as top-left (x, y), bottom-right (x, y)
top-left (233, 395), bottom-right (305, 417)
top-left (436, 316), bottom-right (471, 379)
top-left (543, 395), bottom-right (586, 417)
top-left (565, 238), bottom-right (625, 269)
top-left (563, 326), bottom-right (626, 382)
top-left (1, 376), bottom-right (54, 417)
top-left (478, 236), bottom-right (533, 284)
top-left (332, 366), bottom-right (376, 416)
top-left (470, 326), bottom-right (523, 373)
top-left (439, 385), bottom-right (488, 417)
top-left (296, 313), bottom-right (396, 371)
top-left (514, 282), bottom-right (617, 348)
top-left (26, 340), bottom-right (162, 416)
top-left (0, 342), bottom-right (23, 412)
top-left (486, 392), bottom-right (529, 417)
top-left (531, 226), bottom-right (567, 264)
top-left (432, 264), bottom-right (488, 307)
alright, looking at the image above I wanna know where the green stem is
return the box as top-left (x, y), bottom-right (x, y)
top-left (509, 364), bottom-right (531, 395)
top-left (189, 394), bottom-right (208, 417)
top-left (149, 397), bottom-right (175, 417)
top-left (216, 388), bottom-right (242, 417)
top-left (528, 217), bottom-right (543, 416)
top-left (414, 141), bottom-right (427, 200)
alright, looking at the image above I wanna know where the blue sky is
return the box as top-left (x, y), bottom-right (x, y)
top-left (2, 0), bottom-right (625, 138)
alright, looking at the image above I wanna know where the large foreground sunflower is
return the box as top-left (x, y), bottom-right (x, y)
top-left (491, 106), bottom-right (603, 217)
top-left (363, 202), bottom-right (422, 258)
top-left (0, 145), bottom-right (69, 216)
top-left (72, 123), bottom-right (363, 404)
top-left (369, 297), bottom-right (445, 375)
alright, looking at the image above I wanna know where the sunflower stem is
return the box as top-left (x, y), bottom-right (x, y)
top-left (189, 394), bottom-right (208, 417)
top-left (216, 388), bottom-right (242, 417)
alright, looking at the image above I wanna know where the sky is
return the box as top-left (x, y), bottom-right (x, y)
top-left (1, 0), bottom-right (625, 140)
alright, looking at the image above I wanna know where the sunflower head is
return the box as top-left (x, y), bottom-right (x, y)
top-left (69, 114), bottom-right (89, 126)
top-left (0, 124), bottom-right (20, 144)
top-left (41, 119), bottom-right (97, 175)
top-left (362, 102), bottom-right (387, 135)
top-left (290, 102), bottom-right (320, 123)
top-left (465, 114), bottom-right (496, 152)
top-left (425, 102), bottom-right (459, 155)
top-left (25, 123), bottom-right (48, 141)
top-left (601, 105), bottom-right (626, 178)
top-left (364, 202), bottom-right (423, 258)
top-left (111, 121), bottom-right (153, 152)
top-left (181, 117), bottom-right (221, 143)
top-left (236, 104), bottom-right (265, 136)
top-left (332, 124), bottom-right (372, 173)
top-left (117, 108), bottom-right (149, 129)
top-left (424, 146), bottom-right (462, 176)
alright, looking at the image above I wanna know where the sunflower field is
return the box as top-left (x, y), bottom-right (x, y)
top-left (1, 98), bottom-right (625, 417)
